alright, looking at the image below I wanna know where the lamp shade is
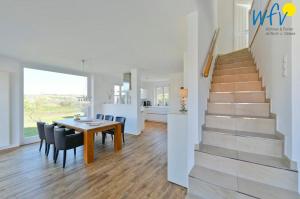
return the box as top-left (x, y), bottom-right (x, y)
top-left (179, 87), bottom-right (188, 98)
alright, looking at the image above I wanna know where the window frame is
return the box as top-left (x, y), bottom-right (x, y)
top-left (155, 86), bottom-right (169, 106)
top-left (22, 66), bottom-right (90, 145)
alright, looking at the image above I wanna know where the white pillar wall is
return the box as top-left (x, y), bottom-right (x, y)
top-left (0, 56), bottom-right (23, 149)
top-left (0, 72), bottom-right (10, 148)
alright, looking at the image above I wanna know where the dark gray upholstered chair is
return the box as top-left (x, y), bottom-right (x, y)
top-left (96, 114), bottom-right (104, 120)
top-left (102, 116), bottom-right (126, 144)
top-left (102, 115), bottom-right (114, 144)
top-left (37, 122), bottom-right (46, 153)
top-left (44, 124), bottom-right (56, 160)
top-left (54, 128), bottom-right (83, 168)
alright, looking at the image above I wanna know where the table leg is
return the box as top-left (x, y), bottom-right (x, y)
top-left (84, 130), bottom-right (94, 164)
top-left (114, 124), bottom-right (122, 152)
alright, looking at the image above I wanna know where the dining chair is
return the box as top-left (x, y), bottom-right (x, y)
top-left (37, 122), bottom-right (46, 153)
top-left (96, 113), bottom-right (104, 120)
top-left (54, 128), bottom-right (83, 168)
top-left (44, 124), bottom-right (56, 160)
top-left (102, 116), bottom-right (126, 144)
top-left (102, 115), bottom-right (114, 144)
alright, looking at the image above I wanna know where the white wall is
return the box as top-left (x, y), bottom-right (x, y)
top-left (0, 72), bottom-right (10, 147)
top-left (141, 80), bottom-right (169, 106)
top-left (186, 0), bottom-right (218, 174)
top-left (218, 0), bottom-right (235, 54)
top-left (92, 73), bottom-right (122, 116)
top-left (291, 0), bottom-right (300, 186)
top-left (0, 56), bottom-right (23, 149)
top-left (96, 69), bottom-right (143, 135)
top-left (250, 0), bottom-right (293, 159)
top-left (169, 73), bottom-right (184, 112)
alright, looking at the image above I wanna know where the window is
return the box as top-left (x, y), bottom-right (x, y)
top-left (114, 83), bottom-right (131, 104)
top-left (155, 87), bottom-right (169, 106)
top-left (24, 68), bottom-right (88, 138)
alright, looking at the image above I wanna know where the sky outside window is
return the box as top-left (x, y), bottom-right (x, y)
top-left (24, 68), bottom-right (87, 96)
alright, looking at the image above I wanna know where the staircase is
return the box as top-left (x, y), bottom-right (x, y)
top-left (187, 49), bottom-right (300, 199)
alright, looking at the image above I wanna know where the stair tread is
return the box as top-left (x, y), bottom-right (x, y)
top-left (195, 144), bottom-right (297, 172)
top-left (186, 193), bottom-right (206, 199)
top-left (203, 127), bottom-right (280, 140)
top-left (212, 81), bottom-right (261, 85)
top-left (210, 91), bottom-right (265, 94)
top-left (190, 165), bottom-right (238, 190)
top-left (208, 102), bottom-right (269, 105)
top-left (215, 66), bottom-right (256, 71)
top-left (218, 59), bottom-right (253, 64)
top-left (206, 113), bottom-right (274, 119)
top-left (213, 72), bottom-right (258, 78)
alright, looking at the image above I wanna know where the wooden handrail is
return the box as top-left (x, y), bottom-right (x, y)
top-left (202, 29), bottom-right (220, 78)
top-left (249, 0), bottom-right (272, 48)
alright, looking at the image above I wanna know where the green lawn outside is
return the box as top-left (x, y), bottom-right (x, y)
top-left (24, 95), bottom-right (85, 138)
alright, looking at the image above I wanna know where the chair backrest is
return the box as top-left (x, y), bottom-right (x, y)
top-left (37, 122), bottom-right (46, 139)
top-left (105, 115), bottom-right (114, 121)
top-left (54, 128), bottom-right (67, 150)
top-left (44, 124), bottom-right (55, 144)
top-left (115, 117), bottom-right (126, 133)
top-left (96, 113), bottom-right (104, 120)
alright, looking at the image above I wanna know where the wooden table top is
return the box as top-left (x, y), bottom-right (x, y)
top-left (55, 118), bottom-right (120, 132)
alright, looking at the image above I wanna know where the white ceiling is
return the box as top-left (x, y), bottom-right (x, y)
top-left (0, 0), bottom-right (196, 79)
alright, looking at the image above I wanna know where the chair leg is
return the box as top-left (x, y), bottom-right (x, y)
top-left (53, 146), bottom-right (56, 161)
top-left (74, 148), bottom-right (76, 156)
top-left (111, 134), bottom-right (114, 140)
top-left (54, 150), bottom-right (59, 163)
top-left (122, 133), bottom-right (125, 144)
top-left (46, 144), bottom-right (50, 156)
top-left (102, 133), bottom-right (106, 144)
top-left (63, 150), bottom-right (67, 168)
top-left (44, 141), bottom-right (47, 154)
top-left (39, 139), bottom-right (43, 152)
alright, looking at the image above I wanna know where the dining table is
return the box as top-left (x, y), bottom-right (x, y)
top-left (55, 118), bottom-right (122, 164)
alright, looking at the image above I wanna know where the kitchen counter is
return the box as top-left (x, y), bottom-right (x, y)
top-left (143, 106), bottom-right (168, 123)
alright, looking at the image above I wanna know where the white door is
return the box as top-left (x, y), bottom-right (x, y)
top-left (234, 0), bottom-right (253, 50)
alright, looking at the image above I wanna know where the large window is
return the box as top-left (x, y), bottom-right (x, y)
top-left (155, 87), bottom-right (169, 106)
top-left (24, 68), bottom-right (88, 138)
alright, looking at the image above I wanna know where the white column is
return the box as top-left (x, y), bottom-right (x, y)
top-left (0, 71), bottom-right (10, 148)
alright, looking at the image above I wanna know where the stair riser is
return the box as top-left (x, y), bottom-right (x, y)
top-left (219, 51), bottom-right (250, 59)
top-left (194, 152), bottom-right (298, 192)
top-left (239, 178), bottom-right (300, 199)
top-left (216, 61), bottom-right (255, 70)
top-left (211, 82), bottom-right (262, 92)
top-left (214, 67), bottom-right (257, 76)
top-left (207, 103), bottom-right (270, 117)
top-left (217, 57), bottom-right (253, 65)
top-left (213, 73), bottom-right (259, 83)
top-left (205, 115), bottom-right (276, 134)
top-left (209, 92), bottom-right (266, 103)
top-left (202, 131), bottom-right (283, 157)
top-left (189, 178), bottom-right (255, 199)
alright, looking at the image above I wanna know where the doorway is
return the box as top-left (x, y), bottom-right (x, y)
top-left (234, 0), bottom-right (253, 50)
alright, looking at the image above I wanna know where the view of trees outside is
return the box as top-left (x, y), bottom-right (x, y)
top-left (24, 68), bottom-right (88, 138)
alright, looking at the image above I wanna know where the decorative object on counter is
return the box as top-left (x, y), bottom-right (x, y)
top-left (179, 87), bottom-right (188, 112)
top-left (74, 114), bottom-right (81, 121)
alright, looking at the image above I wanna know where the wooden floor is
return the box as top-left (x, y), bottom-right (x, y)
top-left (0, 122), bottom-right (186, 199)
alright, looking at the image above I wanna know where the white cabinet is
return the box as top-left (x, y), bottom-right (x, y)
top-left (144, 106), bottom-right (168, 123)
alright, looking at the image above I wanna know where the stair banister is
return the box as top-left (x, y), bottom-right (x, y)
top-left (202, 28), bottom-right (220, 78)
top-left (249, 0), bottom-right (272, 48)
